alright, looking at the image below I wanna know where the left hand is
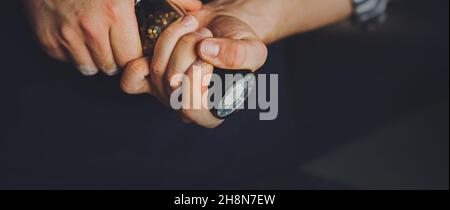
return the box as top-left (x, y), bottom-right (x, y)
top-left (121, 2), bottom-right (268, 128)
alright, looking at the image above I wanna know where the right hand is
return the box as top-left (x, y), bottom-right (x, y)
top-left (23, 0), bottom-right (202, 76)
top-left (121, 2), bottom-right (268, 128)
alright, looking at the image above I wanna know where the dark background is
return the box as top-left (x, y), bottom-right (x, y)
top-left (0, 0), bottom-right (448, 189)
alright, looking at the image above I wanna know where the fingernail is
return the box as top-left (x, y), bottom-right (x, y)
top-left (99, 63), bottom-right (119, 76)
top-left (200, 40), bottom-right (220, 58)
top-left (105, 64), bottom-right (119, 76)
top-left (181, 15), bottom-right (198, 27)
top-left (78, 65), bottom-right (98, 76)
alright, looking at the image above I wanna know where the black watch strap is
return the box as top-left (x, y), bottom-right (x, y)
top-left (352, 0), bottom-right (390, 30)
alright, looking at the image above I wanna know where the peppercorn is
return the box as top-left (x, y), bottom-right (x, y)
top-left (136, 0), bottom-right (184, 56)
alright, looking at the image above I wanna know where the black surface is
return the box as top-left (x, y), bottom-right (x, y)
top-left (0, 0), bottom-right (448, 189)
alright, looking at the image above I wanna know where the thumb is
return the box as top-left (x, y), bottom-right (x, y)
top-left (198, 38), bottom-right (268, 71)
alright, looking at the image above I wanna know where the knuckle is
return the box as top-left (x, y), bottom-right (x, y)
top-left (104, 2), bottom-right (123, 22)
top-left (79, 18), bottom-right (101, 40)
top-left (150, 60), bottom-right (166, 78)
top-left (126, 60), bottom-right (143, 75)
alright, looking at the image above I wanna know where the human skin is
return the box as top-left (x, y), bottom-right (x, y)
top-left (22, 0), bottom-right (202, 76)
top-left (120, 0), bottom-right (353, 128)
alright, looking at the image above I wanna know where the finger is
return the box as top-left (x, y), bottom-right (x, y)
top-left (170, 0), bottom-right (202, 12)
top-left (109, 4), bottom-right (143, 68)
top-left (86, 38), bottom-right (118, 76)
top-left (58, 32), bottom-right (98, 76)
top-left (82, 24), bottom-right (118, 76)
top-left (121, 57), bottom-right (153, 95)
top-left (198, 38), bottom-right (268, 71)
top-left (180, 61), bottom-right (223, 128)
top-left (70, 45), bottom-right (99, 76)
top-left (150, 15), bottom-right (199, 103)
top-left (166, 28), bottom-right (213, 92)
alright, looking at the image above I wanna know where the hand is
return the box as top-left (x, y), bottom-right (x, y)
top-left (23, 0), bottom-right (202, 76)
top-left (120, 1), bottom-right (268, 128)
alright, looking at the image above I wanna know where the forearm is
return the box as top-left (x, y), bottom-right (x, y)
top-left (207, 0), bottom-right (353, 44)
top-left (272, 0), bottom-right (353, 42)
